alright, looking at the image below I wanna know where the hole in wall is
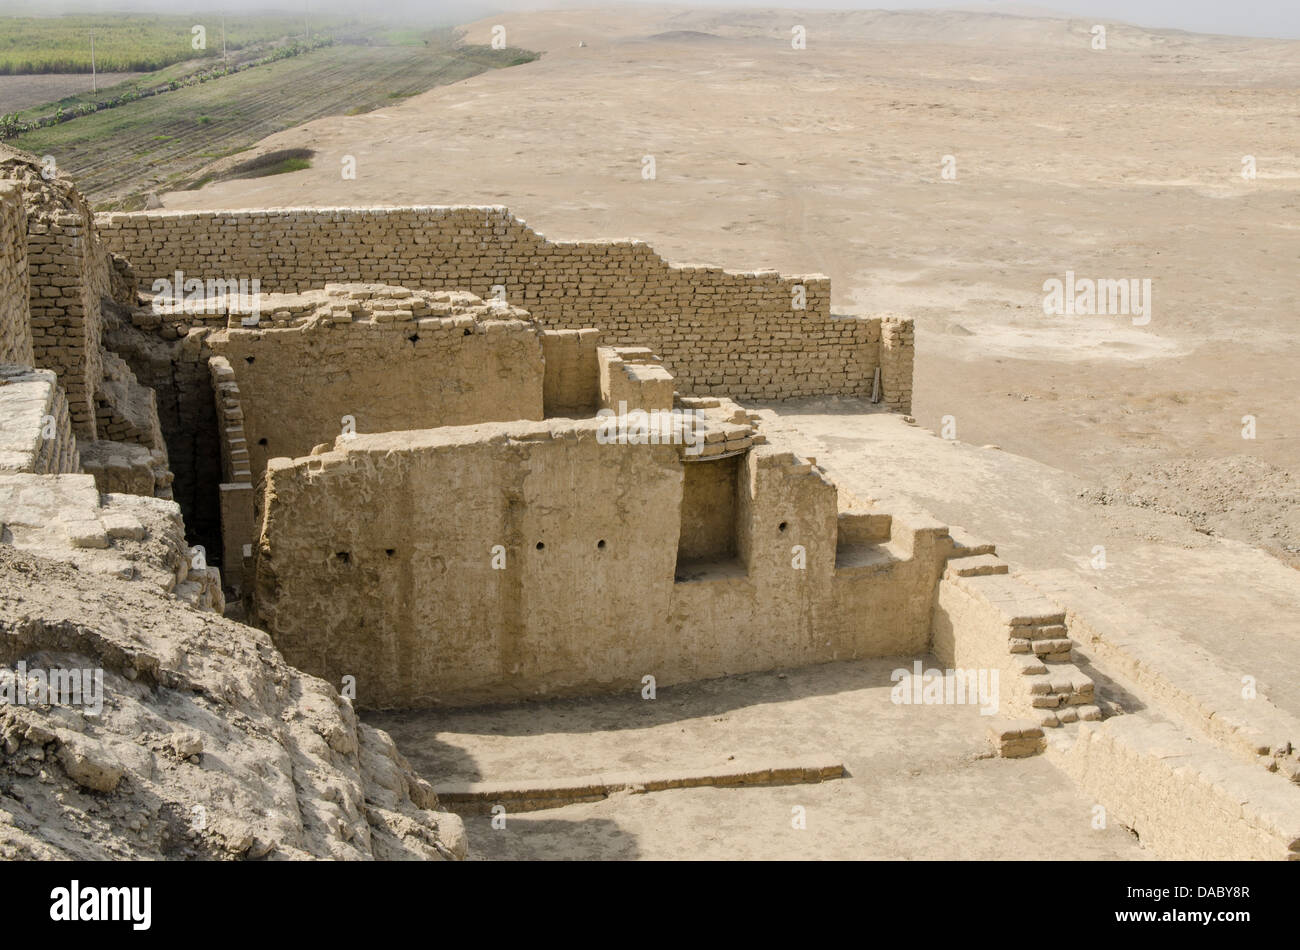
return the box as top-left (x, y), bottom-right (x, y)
top-left (463, 328), bottom-right (472, 336)
top-left (779, 521), bottom-right (788, 533)
top-left (536, 541), bottom-right (545, 551)
top-left (244, 356), bottom-right (255, 365)
top-left (335, 551), bottom-right (351, 564)
top-left (597, 539), bottom-right (606, 549)
top-left (675, 455), bottom-right (744, 581)
top-left (257, 438), bottom-right (268, 446)
top-left (385, 548), bottom-right (395, 557)
top-left (408, 334), bottom-right (420, 344)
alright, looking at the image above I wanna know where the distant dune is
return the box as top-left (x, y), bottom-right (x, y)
top-left (646, 30), bottom-right (725, 43)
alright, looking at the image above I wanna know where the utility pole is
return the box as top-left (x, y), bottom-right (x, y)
top-left (90, 32), bottom-right (97, 93)
top-left (221, 14), bottom-right (227, 62)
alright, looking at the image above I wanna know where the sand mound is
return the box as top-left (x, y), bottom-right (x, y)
top-left (1082, 455), bottom-right (1300, 568)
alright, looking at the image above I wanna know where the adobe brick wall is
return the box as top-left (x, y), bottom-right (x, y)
top-left (540, 328), bottom-right (600, 417)
top-left (95, 207), bottom-right (913, 411)
top-left (0, 160), bottom-right (113, 441)
top-left (28, 205), bottom-right (109, 440)
top-left (1056, 714), bottom-right (1300, 860)
top-left (0, 182), bottom-right (33, 368)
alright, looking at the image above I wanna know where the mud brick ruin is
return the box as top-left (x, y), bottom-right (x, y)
top-left (1, 144), bottom-right (1297, 860)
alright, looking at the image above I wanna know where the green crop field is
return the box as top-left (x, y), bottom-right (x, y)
top-left (9, 30), bottom-right (538, 209)
top-left (0, 14), bottom-right (355, 74)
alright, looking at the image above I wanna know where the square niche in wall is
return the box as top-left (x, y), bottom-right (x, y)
top-left (674, 453), bottom-right (746, 582)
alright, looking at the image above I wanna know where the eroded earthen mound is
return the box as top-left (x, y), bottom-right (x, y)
top-left (0, 543), bottom-right (466, 860)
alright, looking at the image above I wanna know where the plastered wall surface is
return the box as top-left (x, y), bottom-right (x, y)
top-left (1056, 715), bottom-right (1300, 860)
top-left (540, 328), bottom-right (601, 417)
top-left (208, 304), bottom-right (546, 481)
top-left (254, 418), bottom-right (946, 708)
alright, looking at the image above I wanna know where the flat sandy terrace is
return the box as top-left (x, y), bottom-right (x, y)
top-left (368, 656), bottom-right (1149, 860)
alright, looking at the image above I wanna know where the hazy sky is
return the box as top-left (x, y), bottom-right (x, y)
top-left (2, 1), bottom-right (1297, 40)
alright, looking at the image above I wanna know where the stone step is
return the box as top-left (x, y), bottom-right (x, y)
top-left (948, 525), bottom-right (996, 558)
top-left (946, 553), bottom-right (1008, 578)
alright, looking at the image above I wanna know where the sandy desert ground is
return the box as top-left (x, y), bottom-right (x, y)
top-left (371, 656), bottom-right (1150, 860)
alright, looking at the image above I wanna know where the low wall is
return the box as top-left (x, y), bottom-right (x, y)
top-left (0, 365), bottom-right (79, 475)
top-left (95, 207), bottom-right (912, 410)
top-left (1054, 715), bottom-right (1300, 860)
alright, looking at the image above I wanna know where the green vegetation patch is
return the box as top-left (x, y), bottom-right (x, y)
top-left (0, 13), bottom-right (356, 74)
top-left (9, 35), bottom-right (539, 210)
top-left (225, 148), bottom-right (314, 179)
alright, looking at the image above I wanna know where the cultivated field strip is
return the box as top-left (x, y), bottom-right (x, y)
top-left (12, 42), bottom-right (533, 208)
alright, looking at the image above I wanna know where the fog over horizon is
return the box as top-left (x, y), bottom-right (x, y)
top-left (1, 0), bottom-right (1297, 41)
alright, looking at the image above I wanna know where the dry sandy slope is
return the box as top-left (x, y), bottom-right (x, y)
top-left (162, 6), bottom-right (1299, 497)
top-left (0, 539), bottom-right (467, 861)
